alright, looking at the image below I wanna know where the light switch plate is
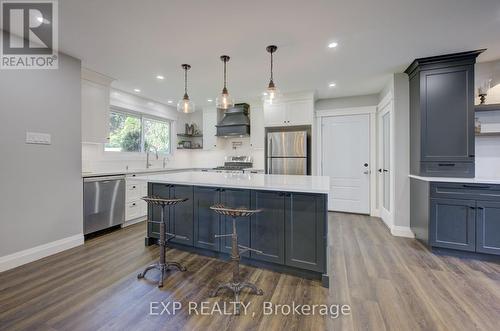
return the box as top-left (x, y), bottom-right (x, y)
top-left (26, 132), bottom-right (51, 145)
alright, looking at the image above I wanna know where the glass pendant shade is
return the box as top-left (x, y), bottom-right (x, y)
top-left (262, 82), bottom-right (281, 105)
top-left (216, 88), bottom-right (234, 110)
top-left (216, 55), bottom-right (234, 110)
top-left (177, 95), bottom-right (195, 114)
top-left (177, 64), bottom-right (195, 113)
top-left (263, 45), bottom-right (281, 105)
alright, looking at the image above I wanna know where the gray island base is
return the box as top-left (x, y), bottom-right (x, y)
top-left (135, 172), bottom-right (330, 287)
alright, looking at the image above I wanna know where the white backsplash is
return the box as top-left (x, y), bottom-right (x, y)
top-left (82, 137), bottom-right (264, 174)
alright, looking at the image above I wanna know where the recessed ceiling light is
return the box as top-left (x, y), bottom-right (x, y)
top-left (207, 99), bottom-right (213, 102)
top-left (328, 42), bottom-right (338, 48)
top-left (156, 75), bottom-right (165, 80)
top-left (329, 82), bottom-right (336, 88)
top-left (167, 100), bottom-right (173, 104)
top-left (133, 88), bottom-right (141, 93)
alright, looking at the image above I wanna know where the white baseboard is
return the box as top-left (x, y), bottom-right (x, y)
top-left (390, 226), bottom-right (415, 238)
top-left (0, 234), bottom-right (84, 273)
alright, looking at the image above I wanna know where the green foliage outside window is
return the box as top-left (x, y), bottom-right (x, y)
top-left (105, 110), bottom-right (170, 154)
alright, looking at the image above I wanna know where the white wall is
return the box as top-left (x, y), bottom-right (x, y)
top-left (0, 53), bottom-right (83, 259)
top-left (475, 59), bottom-right (500, 179)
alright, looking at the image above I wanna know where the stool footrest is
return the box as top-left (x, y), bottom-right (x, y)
top-left (165, 232), bottom-right (189, 241)
top-left (215, 233), bottom-right (233, 238)
top-left (238, 245), bottom-right (263, 254)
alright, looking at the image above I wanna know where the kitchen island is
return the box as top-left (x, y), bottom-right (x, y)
top-left (134, 171), bottom-right (330, 286)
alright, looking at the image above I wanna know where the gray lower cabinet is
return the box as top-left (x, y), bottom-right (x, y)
top-left (193, 186), bottom-right (221, 251)
top-left (250, 190), bottom-right (285, 264)
top-left (412, 181), bottom-right (500, 256)
top-left (430, 198), bottom-right (476, 252)
top-left (285, 193), bottom-right (326, 272)
top-left (476, 201), bottom-right (500, 255)
top-left (168, 185), bottom-right (194, 246)
top-left (220, 188), bottom-right (251, 257)
top-left (147, 183), bottom-right (328, 277)
top-left (148, 184), bottom-right (194, 246)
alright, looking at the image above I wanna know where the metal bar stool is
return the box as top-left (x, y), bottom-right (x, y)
top-left (137, 195), bottom-right (188, 288)
top-left (209, 204), bottom-right (264, 315)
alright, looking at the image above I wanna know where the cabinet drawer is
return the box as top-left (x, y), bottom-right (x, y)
top-left (421, 162), bottom-right (474, 177)
top-left (430, 182), bottom-right (500, 201)
top-left (126, 200), bottom-right (146, 220)
top-left (126, 183), bottom-right (142, 201)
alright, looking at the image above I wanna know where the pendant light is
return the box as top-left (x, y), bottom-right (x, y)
top-left (263, 45), bottom-right (281, 105)
top-left (216, 55), bottom-right (234, 110)
top-left (177, 64), bottom-right (195, 113)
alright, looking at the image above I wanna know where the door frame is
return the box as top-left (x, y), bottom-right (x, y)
top-left (315, 106), bottom-right (377, 216)
top-left (377, 96), bottom-right (395, 229)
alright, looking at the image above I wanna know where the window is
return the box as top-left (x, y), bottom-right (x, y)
top-left (143, 117), bottom-right (170, 154)
top-left (105, 109), bottom-right (171, 154)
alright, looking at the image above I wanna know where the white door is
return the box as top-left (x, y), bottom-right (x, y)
top-left (378, 103), bottom-right (392, 225)
top-left (321, 114), bottom-right (370, 213)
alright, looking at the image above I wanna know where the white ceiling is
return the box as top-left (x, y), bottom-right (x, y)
top-left (60, 0), bottom-right (500, 106)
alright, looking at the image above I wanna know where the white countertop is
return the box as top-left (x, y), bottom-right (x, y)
top-left (409, 174), bottom-right (500, 184)
top-left (135, 171), bottom-right (330, 194)
top-left (81, 167), bottom-right (204, 178)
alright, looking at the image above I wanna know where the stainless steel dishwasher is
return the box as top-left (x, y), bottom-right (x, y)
top-left (83, 175), bottom-right (125, 235)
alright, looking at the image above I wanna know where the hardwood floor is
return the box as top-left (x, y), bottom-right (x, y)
top-left (1, 213), bottom-right (499, 331)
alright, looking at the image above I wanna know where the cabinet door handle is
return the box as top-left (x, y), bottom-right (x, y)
top-left (438, 163), bottom-right (455, 167)
top-left (477, 206), bottom-right (484, 210)
top-left (469, 206), bottom-right (475, 210)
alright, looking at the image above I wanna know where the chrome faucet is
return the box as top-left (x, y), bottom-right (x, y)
top-left (146, 147), bottom-right (158, 169)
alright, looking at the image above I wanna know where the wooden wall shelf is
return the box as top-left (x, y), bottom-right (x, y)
top-left (475, 104), bottom-right (500, 112)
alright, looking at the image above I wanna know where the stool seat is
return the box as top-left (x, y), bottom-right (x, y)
top-left (209, 204), bottom-right (264, 315)
top-left (137, 195), bottom-right (188, 288)
top-left (210, 204), bottom-right (261, 217)
top-left (142, 195), bottom-right (188, 206)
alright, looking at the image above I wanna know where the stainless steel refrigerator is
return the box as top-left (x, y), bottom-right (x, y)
top-left (266, 129), bottom-right (309, 175)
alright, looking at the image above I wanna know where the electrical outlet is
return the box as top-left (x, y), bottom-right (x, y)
top-left (26, 132), bottom-right (51, 145)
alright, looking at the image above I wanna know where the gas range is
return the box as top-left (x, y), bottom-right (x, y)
top-left (208, 156), bottom-right (253, 173)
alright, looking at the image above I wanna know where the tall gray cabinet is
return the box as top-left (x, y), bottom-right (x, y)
top-left (405, 50), bottom-right (484, 178)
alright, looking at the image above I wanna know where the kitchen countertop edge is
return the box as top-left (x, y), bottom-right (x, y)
top-left (409, 174), bottom-right (500, 185)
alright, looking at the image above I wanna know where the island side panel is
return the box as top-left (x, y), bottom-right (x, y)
top-left (284, 192), bottom-right (327, 273)
top-left (410, 178), bottom-right (430, 244)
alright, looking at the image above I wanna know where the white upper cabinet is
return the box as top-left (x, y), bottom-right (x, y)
top-left (250, 105), bottom-right (265, 149)
top-left (81, 69), bottom-right (114, 143)
top-left (203, 106), bottom-right (218, 150)
top-left (285, 100), bottom-right (314, 126)
top-left (263, 102), bottom-right (286, 127)
top-left (263, 95), bottom-right (314, 127)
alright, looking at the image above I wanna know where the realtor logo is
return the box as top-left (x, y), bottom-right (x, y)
top-left (1, 0), bottom-right (58, 69)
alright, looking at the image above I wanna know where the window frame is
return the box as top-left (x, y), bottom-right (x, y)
top-left (105, 106), bottom-right (172, 155)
